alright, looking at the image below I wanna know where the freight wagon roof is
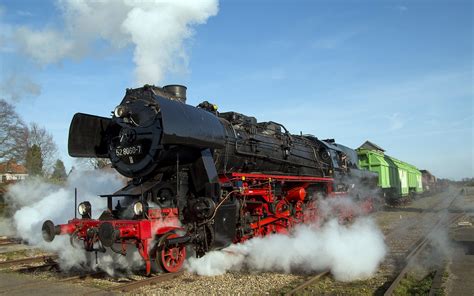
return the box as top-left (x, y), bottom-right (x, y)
top-left (358, 140), bottom-right (385, 153)
top-left (357, 148), bottom-right (421, 174)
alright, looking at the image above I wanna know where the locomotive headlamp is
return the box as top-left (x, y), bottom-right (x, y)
top-left (133, 201), bottom-right (148, 216)
top-left (78, 201), bottom-right (92, 218)
top-left (114, 105), bottom-right (129, 118)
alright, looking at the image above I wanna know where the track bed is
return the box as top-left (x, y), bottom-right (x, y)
top-left (0, 187), bottom-right (471, 295)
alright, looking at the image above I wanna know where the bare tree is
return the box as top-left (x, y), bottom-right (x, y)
top-left (26, 122), bottom-right (58, 173)
top-left (89, 158), bottom-right (112, 169)
top-left (74, 157), bottom-right (111, 170)
top-left (0, 99), bottom-right (28, 162)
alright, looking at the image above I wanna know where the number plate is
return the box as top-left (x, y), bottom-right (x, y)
top-left (115, 145), bottom-right (142, 157)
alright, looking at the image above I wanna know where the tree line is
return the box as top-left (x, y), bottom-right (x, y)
top-left (0, 99), bottom-right (67, 181)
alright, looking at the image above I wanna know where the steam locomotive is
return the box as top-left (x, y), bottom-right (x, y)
top-left (42, 85), bottom-right (376, 274)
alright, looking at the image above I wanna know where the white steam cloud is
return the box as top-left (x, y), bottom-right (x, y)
top-left (12, 0), bottom-right (219, 85)
top-left (5, 170), bottom-right (125, 270)
top-left (187, 217), bottom-right (387, 281)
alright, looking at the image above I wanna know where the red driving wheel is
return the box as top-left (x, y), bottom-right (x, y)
top-left (157, 232), bottom-right (186, 273)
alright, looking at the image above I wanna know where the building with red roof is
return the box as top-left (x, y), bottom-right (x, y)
top-left (0, 160), bottom-right (28, 183)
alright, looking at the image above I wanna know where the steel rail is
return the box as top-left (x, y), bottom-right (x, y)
top-left (57, 270), bottom-right (106, 282)
top-left (428, 263), bottom-right (446, 296)
top-left (285, 270), bottom-right (330, 295)
top-left (0, 237), bottom-right (22, 246)
top-left (85, 271), bottom-right (185, 294)
top-left (0, 255), bottom-right (58, 268)
top-left (0, 268), bottom-right (107, 294)
top-left (383, 212), bottom-right (463, 296)
top-left (16, 262), bottom-right (59, 273)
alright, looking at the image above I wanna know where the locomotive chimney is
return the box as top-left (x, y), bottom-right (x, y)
top-left (163, 84), bottom-right (187, 103)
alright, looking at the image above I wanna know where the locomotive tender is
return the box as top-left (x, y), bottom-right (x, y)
top-left (42, 85), bottom-right (375, 274)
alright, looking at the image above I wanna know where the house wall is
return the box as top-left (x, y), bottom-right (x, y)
top-left (0, 173), bottom-right (28, 183)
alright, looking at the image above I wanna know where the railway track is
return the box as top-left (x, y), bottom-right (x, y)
top-left (279, 191), bottom-right (462, 295)
top-left (382, 192), bottom-right (460, 271)
top-left (383, 212), bottom-right (464, 295)
top-left (16, 261), bottom-right (59, 273)
top-left (0, 266), bottom-right (107, 294)
top-left (1, 191), bottom-right (464, 295)
top-left (79, 271), bottom-right (184, 295)
top-left (384, 191), bottom-right (457, 241)
top-left (0, 237), bottom-right (23, 247)
top-left (284, 270), bottom-right (330, 295)
top-left (105, 271), bottom-right (184, 293)
top-left (57, 270), bottom-right (107, 282)
top-left (0, 252), bottom-right (183, 294)
top-left (0, 255), bottom-right (58, 268)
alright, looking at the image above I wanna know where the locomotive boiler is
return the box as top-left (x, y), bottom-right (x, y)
top-left (42, 85), bottom-right (375, 274)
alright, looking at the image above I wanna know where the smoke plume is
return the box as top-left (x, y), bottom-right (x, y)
top-left (12, 0), bottom-right (219, 85)
top-left (187, 215), bottom-right (387, 281)
top-left (4, 170), bottom-right (124, 270)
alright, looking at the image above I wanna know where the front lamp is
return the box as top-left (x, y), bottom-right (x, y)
top-left (114, 105), bottom-right (129, 118)
top-left (78, 201), bottom-right (92, 218)
top-left (133, 201), bottom-right (148, 216)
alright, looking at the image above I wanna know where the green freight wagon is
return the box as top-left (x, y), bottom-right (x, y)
top-left (357, 141), bottom-right (423, 203)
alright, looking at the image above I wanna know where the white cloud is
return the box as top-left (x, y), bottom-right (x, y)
top-left (15, 26), bottom-right (77, 64)
top-left (0, 8), bottom-right (13, 52)
top-left (11, 0), bottom-right (219, 85)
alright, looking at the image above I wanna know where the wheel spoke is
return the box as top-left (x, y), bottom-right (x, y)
top-left (157, 232), bottom-right (187, 272)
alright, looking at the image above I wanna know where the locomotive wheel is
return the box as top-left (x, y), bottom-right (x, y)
top-left (156, 232), bottom-right (186, 273)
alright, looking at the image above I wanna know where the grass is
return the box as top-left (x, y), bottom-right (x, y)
top-left (393, 271), bottom-right (437, 296)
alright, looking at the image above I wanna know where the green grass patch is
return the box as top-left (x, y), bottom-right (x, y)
top-left (394, 271), bottom-right (436, 296)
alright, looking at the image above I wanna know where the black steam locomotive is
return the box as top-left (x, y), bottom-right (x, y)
top-left (42, 85), bottom-right (376, 274)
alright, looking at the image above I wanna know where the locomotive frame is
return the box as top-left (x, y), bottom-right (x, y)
top-left (44, 172), bottom-right (371, 274)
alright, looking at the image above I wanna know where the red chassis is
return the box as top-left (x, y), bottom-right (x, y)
top-left (43, 172), bottom-right (374, 274)
top-left (51, 207), bottom-right (185, 274)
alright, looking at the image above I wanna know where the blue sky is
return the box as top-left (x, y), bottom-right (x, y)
top-left (0, 0), bottom-right (472, 180)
